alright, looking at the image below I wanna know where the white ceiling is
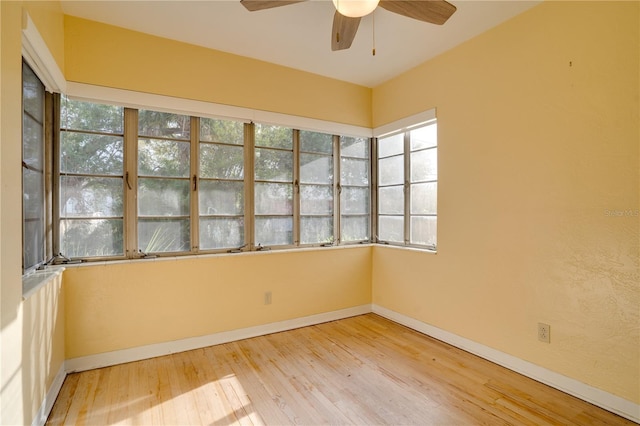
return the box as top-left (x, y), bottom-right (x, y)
top-left (60, 0), bottom-right (541, 88)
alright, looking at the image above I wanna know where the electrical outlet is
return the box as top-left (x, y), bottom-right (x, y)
top-left (538, 323), bottom-right (550, 343)
top-left (264, 291), bottom-right (272, 305)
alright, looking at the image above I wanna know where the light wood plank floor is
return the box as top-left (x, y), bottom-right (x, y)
top-left (47, 314), bottom-right (635, 425)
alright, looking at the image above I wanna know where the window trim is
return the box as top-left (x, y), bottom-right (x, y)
top-left (66, 82), bottom-right (371, 140)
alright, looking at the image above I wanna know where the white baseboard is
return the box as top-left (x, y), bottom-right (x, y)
top-left (372, 304), bottom-right (640, 424)
top-left (66, 304), bottom-right (372, 373)
top-left (32, 362), bottom-right (67, 426)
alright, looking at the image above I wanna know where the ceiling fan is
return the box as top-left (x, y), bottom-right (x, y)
top-left (240, 0), bottom-right (457, 51)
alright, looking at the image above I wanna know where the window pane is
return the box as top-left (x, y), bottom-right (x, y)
top-left (255, 183), bottom-right (292, 215)
top-left (138, 139), bottom-right (190, 177)
top-left (300, 217), bottom-right (333, 245)
top-left (199, 180), bottom-right (244, 216)
top-left (138, 178), bottom-right (190, 216)
top-left (200, 118), bottom-right (243, 145)
top-left (23, 169), bottom-right (44, 219)
top-left (138, 110), bottom-right (190, 140)
top-left (255, 148), bottom-right (293, 182)
top-left (255, 124), bottom-right (293, 149)
top-left (23, 115), bottom-right (43, 165)
top-left (61, 96), bottom-right (123, 134)
top-left (60, 133), bottom-right (123, 175)
top-left (24, 217), bottom-right (44, 268)
top-left (200, 217), bottom-right (244, 250)
top-left (378, 133), bottom-right (403, 158)
top-left (379, 216), bottom-right (404, 243)
top-left (341, 158), bottom-right (368, 186)
top-left (379, 186), bottom-right (404, 215)
top-left (411, 182), bottom-right (437, 215)
top-left (340, 136), bottom-right (368, 158)
top-left (60, 219), bottom-right (124, 257)
top-left (22, 62), bottom-right (45, 272)
top-left (200, 144), bottom-right (244, 179)
top-left (255, 216), bottom-right (293, 246)
top-left (341, 187), bottom-right (369, 215)
top-left (139, 219), bottom-right (190, 253)
top-left (301, 185), bottom-right (333, 215)
top-left (23, 65), bottom-right (44, 119)
top-left (300, 153), bottom-right (332, 184)
top-left (410, 123), bottom-right (437, 150)
top-left (411, 148), bottom-right (437, 182)
top-left (379, 155), bottom-right (404, 186)
top-left (300, 131), bottom-right (332, 154)
top-left (60, 176), bottom-right (123, 217)
top-left (411, 216), bottom-right (437, 246)
top-left (341, 216), bottom-right (369, 242)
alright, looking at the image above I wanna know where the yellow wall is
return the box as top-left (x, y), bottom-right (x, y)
top-left (2, 0), bottom-right (638, 422)
top-left (64, 16), bottom-right (372, 128)
top-left (0, 2), bottom-right (65, 425)
top-left (372, 1), bottom-right (639, 403)
top-left (64, 247), bottom-right (372, 358)
top-left (21, 274), bottom-right (66, 424)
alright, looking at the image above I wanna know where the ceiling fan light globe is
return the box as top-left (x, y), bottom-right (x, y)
top-left (332, 0), bottom-right (379, 18)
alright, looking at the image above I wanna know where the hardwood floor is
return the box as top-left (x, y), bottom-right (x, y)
top-left (47, 314), bottom-right (635, 425)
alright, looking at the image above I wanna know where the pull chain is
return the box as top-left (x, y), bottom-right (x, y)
top-left (336, 0), bottom-right (340, 43)
top-left (372, 10), bottom-right (376, 56)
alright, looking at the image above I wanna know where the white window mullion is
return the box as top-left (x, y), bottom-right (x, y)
top-left (333, 135), bottom-right (341, 244)
top-left (404, 132), bottom-right (411, 244)
top-left (245, 122), bottom-right (255, 251)
top-left (124, 108), bottom-right (139, 259)
top-left (190, 116), bottom-right (200, 252)
top-left (293, 130), bottom-right (301, 246)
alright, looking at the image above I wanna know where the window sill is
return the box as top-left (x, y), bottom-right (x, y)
top-left (374, 244), bottom-right (437, 254)
top-left (53, 244), bottom-right (376, 269)
top-left (22, 266), bottom-right (65, 300)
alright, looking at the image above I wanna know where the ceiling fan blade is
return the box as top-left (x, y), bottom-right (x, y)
top-left (331, 12), bottom-right (361, 51)
top-left (240, 0), bottom-right (306, 12)
top-left (379, 0), bottom-right (456, 25)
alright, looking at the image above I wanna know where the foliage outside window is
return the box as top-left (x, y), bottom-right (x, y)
top-left (377, 121), bottom-right (437, 249)
top-left (199, 118), bottom-right (246, 250)
top-left (254, 124), bottom-right (294, 247)
top-left (55, 98), bottom-right (376, 261)
top-left (59, 97), bottom-right (125, 258)
top-left (137, 110), bottom-right (192, 253)
top-left (299, 131), bottom-right (334, 245)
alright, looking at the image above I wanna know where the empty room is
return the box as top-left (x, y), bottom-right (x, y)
top-left (1, 0), bottom-right (638, 424)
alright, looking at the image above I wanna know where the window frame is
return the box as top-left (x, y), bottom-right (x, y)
top-left (135, 109), bottom-right (194, 256)
top-left (375, 118), bottom-right (438, 251)
top-left (22, 60), bottom-right (55, 274)
top-left (197, 117), bottom-right (248, 252)
top-left (338, 135), bottom-right (373, 245)
top-left (53, 96), bottom-right (374, 262)
top-left (57, 95), bottom-right (127, 260)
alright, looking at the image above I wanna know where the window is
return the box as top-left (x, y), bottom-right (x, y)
top-left (22, 61), bottom-right (47, 272)
top-left (59, 96), bottom-right (125, 258)
top-left (254, 124), bottom-right (294, 247)
top-left (199, 118), bottom-right (246, 250)
top-left (340, 136), bottom-right (370, 243)
top-left (137, 110), bottom-right (192, 253)
top-left (55, 96), bottom-right (373, 261)
top-left (408, 124), bottom-right (438, 247)
top-left (299, 131), bottom-right (334, 245)
top-left (377, 120), bottom-right (437, 249)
